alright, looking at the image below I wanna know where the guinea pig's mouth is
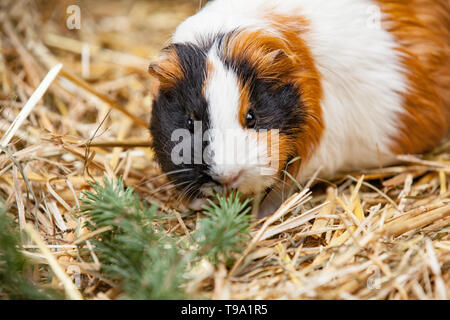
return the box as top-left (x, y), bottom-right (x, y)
top-left (184, 173), bottom-right (278, 211)
top-left (188, 184), bottom-right (275, 212)
top-left (168, 161), bottom-right (287, 211)
top-left (199, 182), bottom-right (224, 197)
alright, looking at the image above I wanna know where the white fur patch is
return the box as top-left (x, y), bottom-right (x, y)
top-left (203, 48), bottom-right (276, 195)
top-left (173, 0), bottom-right (407, 184)
top-left (284, 0), bottom-right (406, 181)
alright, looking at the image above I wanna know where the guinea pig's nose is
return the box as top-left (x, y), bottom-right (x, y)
top-left (217, 171), bottom-right (242, 188)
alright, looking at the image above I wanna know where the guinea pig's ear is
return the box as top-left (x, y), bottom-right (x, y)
top-left (147, 47), bottom-right (183, 90)
top-left (147, 62), bottom-right (161, 78)
top-left (225, 30), bottom-right (295, 81)
top-left (256, 46), bottom-right (295, 81)
top-left (266, 49), bottom-right (289, 64)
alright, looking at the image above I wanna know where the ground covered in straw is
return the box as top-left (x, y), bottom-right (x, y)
top-left (0, 0), bottom-right (449, 300)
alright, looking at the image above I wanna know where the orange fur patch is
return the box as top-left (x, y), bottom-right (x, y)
top-left (246, 128), bottom-right (296, 175)
top-left (223, 14), bottom-right (324, 176)
top-left (378, 0), bottom-right (450, 154)
top-left (148, 46), bottom-right (184, 91)
top-left (202, 60), bottom-right (215, 98)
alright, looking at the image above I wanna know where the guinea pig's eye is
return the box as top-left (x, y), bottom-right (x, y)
top-left (186, 118), bottom-right (195, 133)
top-left (245, 110), bottom-right (257, 128)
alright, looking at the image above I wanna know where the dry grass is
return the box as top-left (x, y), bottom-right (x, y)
top-left (0, 0), bottom-right (449, 300)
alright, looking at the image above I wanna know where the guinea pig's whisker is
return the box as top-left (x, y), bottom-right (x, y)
top-left (149, 180), bottom-right (174, 192)
top-left (269, 178), bottom-right (293, 203)
top-left (166, 180), bottom-right (192, 191)
top-left (272, 176), bottom-right (291, 187)
top-left (136, 168), bottom-right (192, 186)
top-left (149, 180), bottom-right (191, 196)
top-left (187, 190), bottom-right (203, 206)
top-left (139, 168), bottom-right (194, 187)
top-left (176, 181), bottom-right (198, 204)
top-left (185, 182), bottom-right (203, 204)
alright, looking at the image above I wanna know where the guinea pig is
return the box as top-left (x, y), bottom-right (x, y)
top-left (148, 0), bottom-right (450, 215)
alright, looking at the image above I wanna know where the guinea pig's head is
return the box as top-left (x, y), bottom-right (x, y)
top-left (149, 29), bottom-right (322, 205)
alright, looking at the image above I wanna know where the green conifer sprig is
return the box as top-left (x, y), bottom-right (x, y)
top-left (80, 178), bottom-right (188, 299)
top-left (1, 178), bottom-right (252, 299)
top-left (194, 192), bottom-right (252, 266)
top-left (80, 178), bottom-right (252, 299)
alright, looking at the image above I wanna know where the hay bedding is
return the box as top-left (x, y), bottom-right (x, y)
top-left (0, 0), bottom-right (448, 300)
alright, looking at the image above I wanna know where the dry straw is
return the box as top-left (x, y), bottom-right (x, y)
top-left (0, 0), bottom-right (448, 300)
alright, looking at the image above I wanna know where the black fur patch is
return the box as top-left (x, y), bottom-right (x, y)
top-left (218, 39), bottom-right (305, 137)
top-left (150, 43), bottom-right (215, 200)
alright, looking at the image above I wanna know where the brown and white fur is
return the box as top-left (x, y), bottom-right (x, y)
top-left (149, 0), bottom-right (450, 215)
